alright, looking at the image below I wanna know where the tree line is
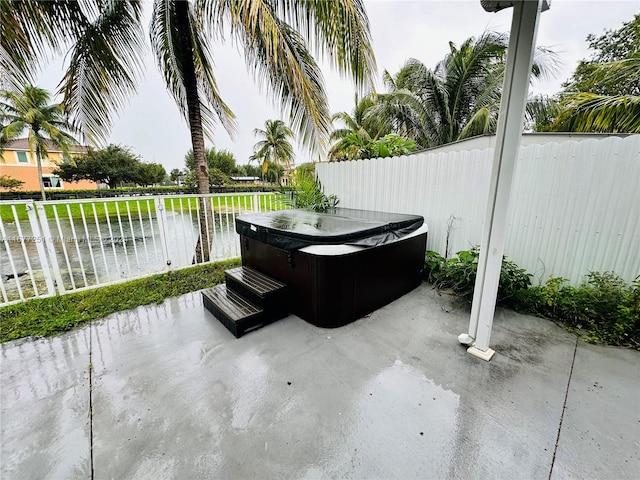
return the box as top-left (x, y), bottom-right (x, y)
top-left (328, 14), bottom-right (640, 162)
top-left (55, 144), bottom-right (167, 188)
top-left (174, 118), bottom-right (297, 187)
top-left (1, 6), bottom-right (637, 201)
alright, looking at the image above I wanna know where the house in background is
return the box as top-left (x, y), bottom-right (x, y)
top-left (230, 176), bottom-right (260, 185)
top-left (0, 138), bottom-right (96, 191)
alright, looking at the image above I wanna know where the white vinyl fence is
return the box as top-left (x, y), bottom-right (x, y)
top-left (0, 192), bottom-right (287, 305)
top-left (317, 135), bottom-right (640, 285)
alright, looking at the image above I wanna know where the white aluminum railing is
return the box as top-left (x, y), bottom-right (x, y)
top-left (0, 192), bottom-right (288, 305)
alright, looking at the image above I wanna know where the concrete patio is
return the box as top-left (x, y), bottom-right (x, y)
top-left (1, 282), bottom-right (639, 479)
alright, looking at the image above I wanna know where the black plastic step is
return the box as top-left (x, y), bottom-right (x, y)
top-left (225, 266), bottom-right (289, 321)
top-left (202, 284), bottom-right (265, 338)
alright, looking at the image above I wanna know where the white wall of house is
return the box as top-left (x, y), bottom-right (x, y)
top-left (317, 135), bottom-right (640, 285)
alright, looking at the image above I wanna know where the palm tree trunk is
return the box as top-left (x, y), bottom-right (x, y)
top-left (35, 145), bottom-right (46, 201)
top-left (174, 1), bottom-right (212, 263)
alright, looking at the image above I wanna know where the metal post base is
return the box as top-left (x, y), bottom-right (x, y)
top-left (467, 346), bottom-right (496, 361)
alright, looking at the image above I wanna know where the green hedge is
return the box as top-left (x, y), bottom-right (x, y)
top-left (505, 273), bottom-right (640, 346)
top-left (0, 184), bottom-right (284, 200)
top-left (425, 248), bottom-right (640, 347)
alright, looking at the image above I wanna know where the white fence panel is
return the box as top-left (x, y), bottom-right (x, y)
top-left (0, 201), bottom-right (57, 303)
top-left (317, 135), bottom-right (640, 285)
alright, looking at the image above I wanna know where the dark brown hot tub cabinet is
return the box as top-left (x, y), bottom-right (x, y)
top-left (235, 208), bottom-right (428, 328)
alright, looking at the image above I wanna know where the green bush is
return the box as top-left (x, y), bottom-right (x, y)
top-left (425, 247), bottom-right (639, 346)
top-left (424, 246), bottom-right (531, 303)
top-left (0, 184), bottom-right (283, 201)
top-left (507, 273), bottom-right (640, 346)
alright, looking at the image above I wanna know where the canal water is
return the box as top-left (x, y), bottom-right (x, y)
top-left (1, 210), bottom-right (240, 302)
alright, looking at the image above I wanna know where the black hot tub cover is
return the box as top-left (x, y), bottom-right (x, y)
top-left (235, 208), bottom-right (424, 251)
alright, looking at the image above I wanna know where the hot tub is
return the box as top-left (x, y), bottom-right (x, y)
top-left (236, 208), bottom-right (428, 328)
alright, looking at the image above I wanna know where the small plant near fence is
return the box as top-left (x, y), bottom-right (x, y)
top-left (424, 247), bottom-right (639, 347)
top-left (506, 273), bottom-right (640, 347)
top-left (424, 247), bottom-right (531, 303)
top-left (285, 173), bottom-right (339, 212)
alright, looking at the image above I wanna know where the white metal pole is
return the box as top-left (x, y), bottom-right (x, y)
top-left (465, 0), bottom-right (544, 361)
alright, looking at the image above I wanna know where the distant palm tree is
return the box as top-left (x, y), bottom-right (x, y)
top-left (552, 57), bottom-right (640, 133)
top-left (376, 32), bottom-right (558, 148)
top-left (0, 85), bottom-right (77, 200)
top-left (251, 120), bottom-right (295, 185)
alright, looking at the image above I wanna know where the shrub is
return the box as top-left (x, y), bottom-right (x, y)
top-left (425, 247), bottom-right (639, 346)
top-left (424, 246), bottom-right (531, 303)
top-left (507, 273), bottom-right (640, 346)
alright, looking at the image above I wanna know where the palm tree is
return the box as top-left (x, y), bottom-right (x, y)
top-left (331, 94), bottom-right (391, 143)
top-left (1, 0), bottom-right (375, 173)
top-left (552, 57), bottom-right (640, 133)
top-left (2, 0), bottom-right (375, 261)
top-left (329, 94), bottom-right (392, 161)
top-left (0, 85), bottom-right (77, 200)
top-left (525, 94), bottom-right (562, 132)
top-left (251, 119), bottom-right (295, 185)
top-left (375, 32), bottom-right (558, 148)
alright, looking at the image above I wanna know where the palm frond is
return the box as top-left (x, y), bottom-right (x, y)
top-left (459, 106), bottom-right (495, 139)
top-left (220, 1), bottom-right (330, 153)
top-left (151, 0), bottom-right (237, 141)
top-left (553, 92), bottom-right (640, 133)
top-left (249, 0), bottom-right (376, 91)
top-left (382, 70), bottom-right (396, 91)
top-left (586, 56), bottom-right (640, 94)
top-left (444, 32), bottom-right (507, 138)
top-left (331, 112), bottom-right (359, 132)
top-left (0, 120), bottom-right (26, 149)
top-left (376, 87), bottom-right (439, 147)
top-left (58, 0), bottom-right (145, 145)
top-left (0, 0), bottom-right (90, 87)
top-left (329, 128), bottom-right (354, 142)
top-left (525, 94), bottom-right (560, 131)
top-left (1, 86), bottom-right (78, 143)
top-left (531, 45), bottom-right (562, 82)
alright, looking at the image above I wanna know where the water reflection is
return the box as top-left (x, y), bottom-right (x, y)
top-left (309, 358), bottom-right (459, 479)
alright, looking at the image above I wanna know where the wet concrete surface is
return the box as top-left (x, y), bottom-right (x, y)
top-left (1, 332), bottom-right (91, 478)
top-left (1, 283), bottom-right (639, 479)
top-left (550, 343), bottom-right (640, 479)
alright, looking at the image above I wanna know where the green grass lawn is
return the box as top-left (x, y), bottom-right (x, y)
top-left (0, 258), bottom-right (241, 343)
top-left (0, 193), bottom-right (287, 223)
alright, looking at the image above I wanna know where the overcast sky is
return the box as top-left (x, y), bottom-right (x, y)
top-left (37, 0), bottom-right (639, 172)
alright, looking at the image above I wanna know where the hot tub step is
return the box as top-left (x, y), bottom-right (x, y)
top-left (225, 266), bottom-right (289, 321)
top-left (202, 284), bottom-right (265, 338)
